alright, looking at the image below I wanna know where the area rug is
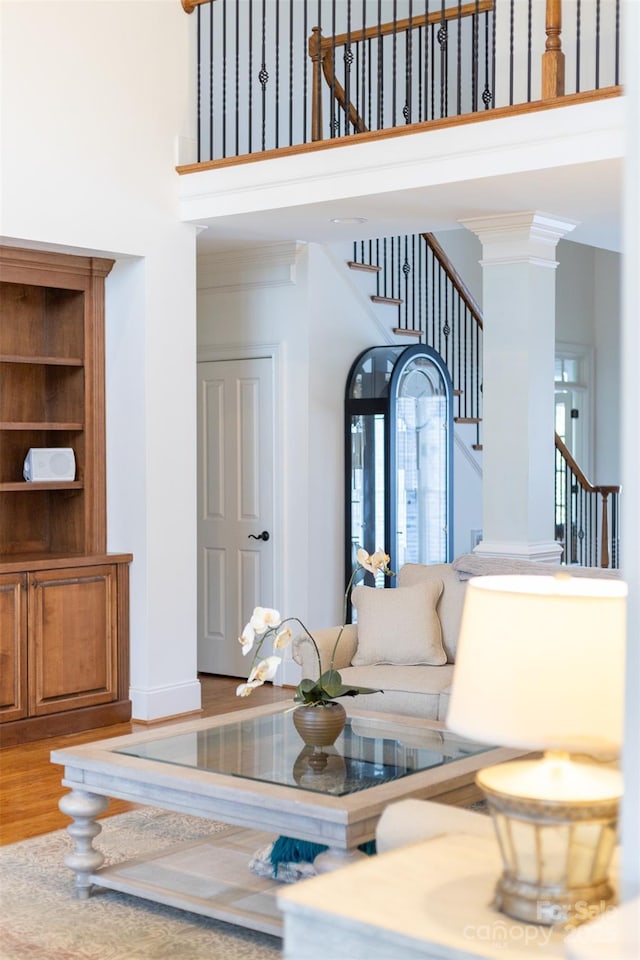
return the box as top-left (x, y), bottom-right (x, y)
top-left (0, 807), bottom-right (282, 960)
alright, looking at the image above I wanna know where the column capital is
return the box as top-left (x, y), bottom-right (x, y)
top-left (459, 211), bottom-right (578, 267)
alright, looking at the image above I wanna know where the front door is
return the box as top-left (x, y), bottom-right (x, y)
top-left (197, 358), bottom-right (275, 677)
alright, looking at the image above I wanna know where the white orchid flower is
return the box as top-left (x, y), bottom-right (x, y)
top-left (236, 655), bottom-right (282, 698)
top-left (236, 679), bottom-right (262, 697)
top-left (249, 606), bottom-right (281, 634)
top-left (249, 656), bottom-right (281, 684)
top-left (369, 549), bottom-right (391, 574)
top-left (238, 621), bottom-right (256, 655)
top-left (274, 626), bottom-right (292, 649)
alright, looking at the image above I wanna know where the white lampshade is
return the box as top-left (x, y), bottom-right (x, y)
top-left (447, 574), bottom-right (627, 755)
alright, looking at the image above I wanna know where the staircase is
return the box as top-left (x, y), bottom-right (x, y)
top-left (348, 233), bottom-right (621, 569)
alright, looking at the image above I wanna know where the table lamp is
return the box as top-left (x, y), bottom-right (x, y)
top-left (447, 573), bottom-right (627, 927)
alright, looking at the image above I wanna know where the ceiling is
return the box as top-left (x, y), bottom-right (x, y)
top-left (193, 157), bottom-right (623, 255)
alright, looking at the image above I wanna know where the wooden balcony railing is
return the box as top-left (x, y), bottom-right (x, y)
top-left (182, 0), bottom-right (623, 165)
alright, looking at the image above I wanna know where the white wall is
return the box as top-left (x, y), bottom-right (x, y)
top-left (556, 239), bottom-right (622, 484)
top-left (1, 0), bottom-right (200, 720)
top-left (621, 0), bottom-right (640, 902)
top-left (593, 248), bottom-right (622, 483)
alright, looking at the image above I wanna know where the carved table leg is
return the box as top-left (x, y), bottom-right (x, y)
top-left (59, 789), bottom-right (110, 899)
top-left (313, 846), bottom-right (368, 874)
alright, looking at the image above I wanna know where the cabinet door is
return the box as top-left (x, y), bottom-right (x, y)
top-left (28, 565), bottom-right (118, 715)
top-left (0, 573), bottom-right (28, 722)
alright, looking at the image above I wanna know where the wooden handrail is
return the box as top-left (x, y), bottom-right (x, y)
top-left (309, 1), bottom-right (495, 142)
top-left (422, 233), bottom-right (483, 328)
top-left (554, 434), bottom-right (620, 498)
top-left (181, 0), bottom-right (214, 13)
top-left (316, 0), bottom-right (494, 52)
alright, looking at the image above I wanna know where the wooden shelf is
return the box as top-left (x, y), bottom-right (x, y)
top-left (0, 422), bottom-right (84, 431)
top-left (0, 246), bottom-right (131, 743)
top-left (0, 481), bottom-right (83, 492)
top-left (0, 354), bottom-right (83, 366)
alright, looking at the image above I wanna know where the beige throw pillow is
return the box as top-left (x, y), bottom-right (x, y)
top-left (351, 580), bottom-right (446, 666)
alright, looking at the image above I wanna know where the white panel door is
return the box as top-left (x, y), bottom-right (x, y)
top-left (197, 358), bottom-right (275, 677)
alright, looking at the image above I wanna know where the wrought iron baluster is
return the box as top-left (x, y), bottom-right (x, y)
top-left (439, 1), bottom-right (447, 118)
top-left (367, 36), bottom-right (372, 130)
top-left (275, 0), bottom-right (280, 148)
top-left (430, 22), bottom-right (435, 120)
top-left (213, 0), bottom-right (217, 159)
top-left (345, 0), bottom-right (352, 135)
top-left (221, 0), bottom-right (227, 160)
top-left (526, 0), bottom-right (532, 102)
top-left (404, 1), bottom-right (413, 125)
top-left (509, 0), bottom-right (515, 105)
top-left (424, 1), bottom-right (430, 122)
top-left (248, 0), bottom-right (254, 153)
top-left (472, 6), bottom-right (478, 111)
top-left (303, 0), bottom-right (308, 142)
top-left (377, 0), bottom-right (383, 129)
top-left (595, 0), bottom-right (601, 89)
top-left (402, 236), bottom-right (410, 330)
top-left (288, 0), bottom-right (293, 145)
top-left (491, 0), bottom-right (496, 111)
top-left (197, 4), bottom-right (202, 162)
top-left (482, 11), bottom-right (492, 109)
top-left (331, 0), bottom-right (337, 138)
top-left (259, 0), bottom-right (268, 152)
top-left (235, 0), bottom-right (240, 155)
top-left (392, 0), bottom-right (398, 128)
top-left (456, 1), bottom-right (462, 115)
top-left (615, 0), bottom-right (620, 86)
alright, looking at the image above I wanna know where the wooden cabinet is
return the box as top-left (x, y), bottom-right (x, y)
top-left (0, 572), bottom-right (28, 722)
top-left (0, 247), bottom-right (132, 744)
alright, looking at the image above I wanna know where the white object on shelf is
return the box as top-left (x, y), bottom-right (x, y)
top-left (23, 448), bottom-right (76, 482)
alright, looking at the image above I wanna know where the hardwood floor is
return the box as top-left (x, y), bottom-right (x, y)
top-left (0, 675), bottom-right (292, 846)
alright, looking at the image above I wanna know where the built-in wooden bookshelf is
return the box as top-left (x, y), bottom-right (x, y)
top-left (0, 246), bottom-right (132, 745)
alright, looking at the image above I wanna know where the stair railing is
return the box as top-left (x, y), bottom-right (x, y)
top-left (554, 434), bottom-right (621, 569)
top-left (351, 233), bottom-right (621, 568)
top-left (309, 0), bottom-right (495, 142)
top-left (351, 233), bottom-right (483, 446)
top-left (183, 0), bottom-right (622, 164)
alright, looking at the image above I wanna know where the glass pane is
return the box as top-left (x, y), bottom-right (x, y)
top-left (396, 358), bottom-right (448, 566)
top-left (348, 346), bottom-right (403, 399)
top-left (350, 413), bottom-right (386, 566)
top-left (115, 710), bottom-right (491, 798)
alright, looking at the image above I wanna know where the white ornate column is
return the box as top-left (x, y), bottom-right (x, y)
top-left (460, 211), bottom-right (576, 562)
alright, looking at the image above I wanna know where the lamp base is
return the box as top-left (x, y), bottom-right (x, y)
top-left (477, 756), bottom-right (621, 928)
top-left (493, 872), bottom-right (615, 928)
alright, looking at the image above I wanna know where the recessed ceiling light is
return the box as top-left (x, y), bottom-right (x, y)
top-left (330, 217), bottom-right (368, 224)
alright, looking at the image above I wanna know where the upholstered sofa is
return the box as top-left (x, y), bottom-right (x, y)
top-left (292, 553), bottom-right (621, 721)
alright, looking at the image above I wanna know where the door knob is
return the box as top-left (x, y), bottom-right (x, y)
top-left (248, 530), bottom-right (270, 542)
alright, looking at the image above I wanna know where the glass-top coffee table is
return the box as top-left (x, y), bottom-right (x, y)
top-left (51, 701), bottom-right (520, 936)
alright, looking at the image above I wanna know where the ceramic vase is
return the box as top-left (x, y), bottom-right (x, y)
top-left (292, 701), bottom-right (347, 748)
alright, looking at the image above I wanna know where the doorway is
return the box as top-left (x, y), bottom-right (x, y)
top-left (197, 357), bottom-right (275, 677)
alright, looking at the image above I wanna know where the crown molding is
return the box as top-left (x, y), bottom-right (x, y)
top-left (460, 211), bottom-right (578, 266)
top-left (197, 241), bottom-right (305, 291)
